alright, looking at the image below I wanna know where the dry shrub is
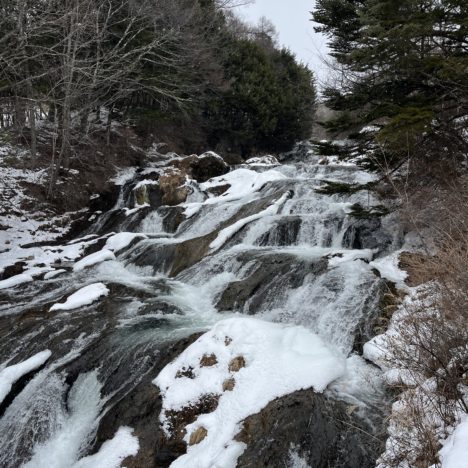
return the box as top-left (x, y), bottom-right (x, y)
top-left (377, 165), bottom-right (468, 467)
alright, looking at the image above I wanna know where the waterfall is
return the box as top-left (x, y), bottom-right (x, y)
top-left (0, 141), bottom-right (400, 467)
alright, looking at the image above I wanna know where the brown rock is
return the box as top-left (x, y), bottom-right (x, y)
top-left (172, 152), bottom-right (229, 183)
top-left (200, 354), bottom-right (218, 367)
top-left (189, 427), bottom-right (208, 446)
top-left (159, 169), bottom-right (190, 206)
top-left (223, 378), bottom-right (235, 392)
top-left (134, 184), bottom-right (150, 206)
top-left (228, 356), bottom-right (245, 372)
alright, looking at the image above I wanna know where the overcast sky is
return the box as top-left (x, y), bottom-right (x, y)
top-left (234, 0), bottom-right (330, 84)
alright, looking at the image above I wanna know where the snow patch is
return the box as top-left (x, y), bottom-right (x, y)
top-left (0, 273), bottom-right (34, 290)
top-left (438, 414), bottom-right (468, 468)
top-left (73, 250), bottom-right (116, 271)
top-left (50, 283), bottom-right (109, 311)
top-left (0, 350), bottom-right (52, 404)
top-left (369, 251), bottom-right (407, 287)
top-left (73, 427), bottom-right (139, 468)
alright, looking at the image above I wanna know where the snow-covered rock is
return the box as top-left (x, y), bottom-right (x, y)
top-left (154, 317), bottom-right (345, 468)
top-left (50, 283), bottom-right (109, 311)
top-left (0, 350), bottom-right (52, 404)
top-left (73, 250), bottom-right (115, 272)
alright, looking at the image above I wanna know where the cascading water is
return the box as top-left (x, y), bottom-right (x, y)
top-left (0, 141), bottom-right (400, 467)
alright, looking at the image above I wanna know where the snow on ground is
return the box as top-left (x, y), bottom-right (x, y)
top-left (50, 283), bottom-right (109, 311)
top-left (0, 350), bottom-right (52, 404)
top-left (73, 250), bottom-right (115, 272)
top-left (154, 317), bottom-right (345, 468)
top-left (209, 191), bottom-right (291, 251)
top-left (437, 414), bottom-right (468, 468)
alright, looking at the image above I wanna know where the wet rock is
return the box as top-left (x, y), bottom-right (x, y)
top-left (236, 389), bottom-right (381, 468)
top-left (160, 206), bottom-right (186, 233)
top-left (217, 251), bottom-right (328, 313)
top-left (200, 353), bottom-right (218, 367)
top-left (170, 232), bottom-right (217, 277)
top-left (134, 184), bottom-right (150, 206)
top-left (189, 427), bottom-right (208, 446)
top-left (207, 183), bottom-right (230, 197)
top-left (91, 333), bottom-right (203, 468)
top-left (352, 279), bottom-right (400, 354)
top-left (228, 356), bottom-right (245, 372)
top-left (256, 216), bottom-right (302, 246)
top-left (0, 261), bottom-right (27, 281)
top-left (342, 218), bottom-right (392, 252)
top-left (127, 241), bottom-right (178, 275)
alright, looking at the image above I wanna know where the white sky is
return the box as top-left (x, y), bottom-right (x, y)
top-left (234, 0), bottom-right (330, 84)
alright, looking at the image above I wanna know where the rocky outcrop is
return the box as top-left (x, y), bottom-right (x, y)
top-left (172, 152), bottom-right (229, 183)
top-left (159, 170), bottom-right (190, 206)
top-left (236, 389), bottom-right (381, 468)
top-left (342, 218), bottom-right (393, 252)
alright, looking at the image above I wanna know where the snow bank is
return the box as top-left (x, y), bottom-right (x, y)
top-left (0, 273), bottom-right (33, 290)
top-left (73, 427), bottom-right (139, 468)
top-left (73, 250), bottom-right (115, 272)
top-left (154, 317), bottom-right (345, 468)
top-left (105, 232), bottom-right (147, 253)
top-left (0, 350), bottom-right (52, 404)
top-left (50, 283), bottom-right (109, 311)
top-left (209, 191), bottom-right (291, 251)
top-left (438, 415), bottom-right (468, 468)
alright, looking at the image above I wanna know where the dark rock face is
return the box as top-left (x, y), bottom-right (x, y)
top-left (217, 251), bottom-right (328, 313)
top-left (0, 261), bottom-right (27, 280)
top-left (342, 218), bottom-right (392, 252)
top-left (236, 389), bottom-right (381, 468)
top-left (256, 216), bottom-right (302, 246)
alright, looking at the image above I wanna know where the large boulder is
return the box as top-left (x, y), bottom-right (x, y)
top-left (172, 152), bottom-right (229, 183)
top-left (159, 169), bottom-right (190, 206)
top-left (236, 389), bottom-right (380, 468)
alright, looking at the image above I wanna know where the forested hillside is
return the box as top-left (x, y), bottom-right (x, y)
top-left (0, 0), bottom-right (315, 199)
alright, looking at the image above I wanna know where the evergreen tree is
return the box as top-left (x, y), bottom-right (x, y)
top-left (313, 0), bottom-right (468, 164)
